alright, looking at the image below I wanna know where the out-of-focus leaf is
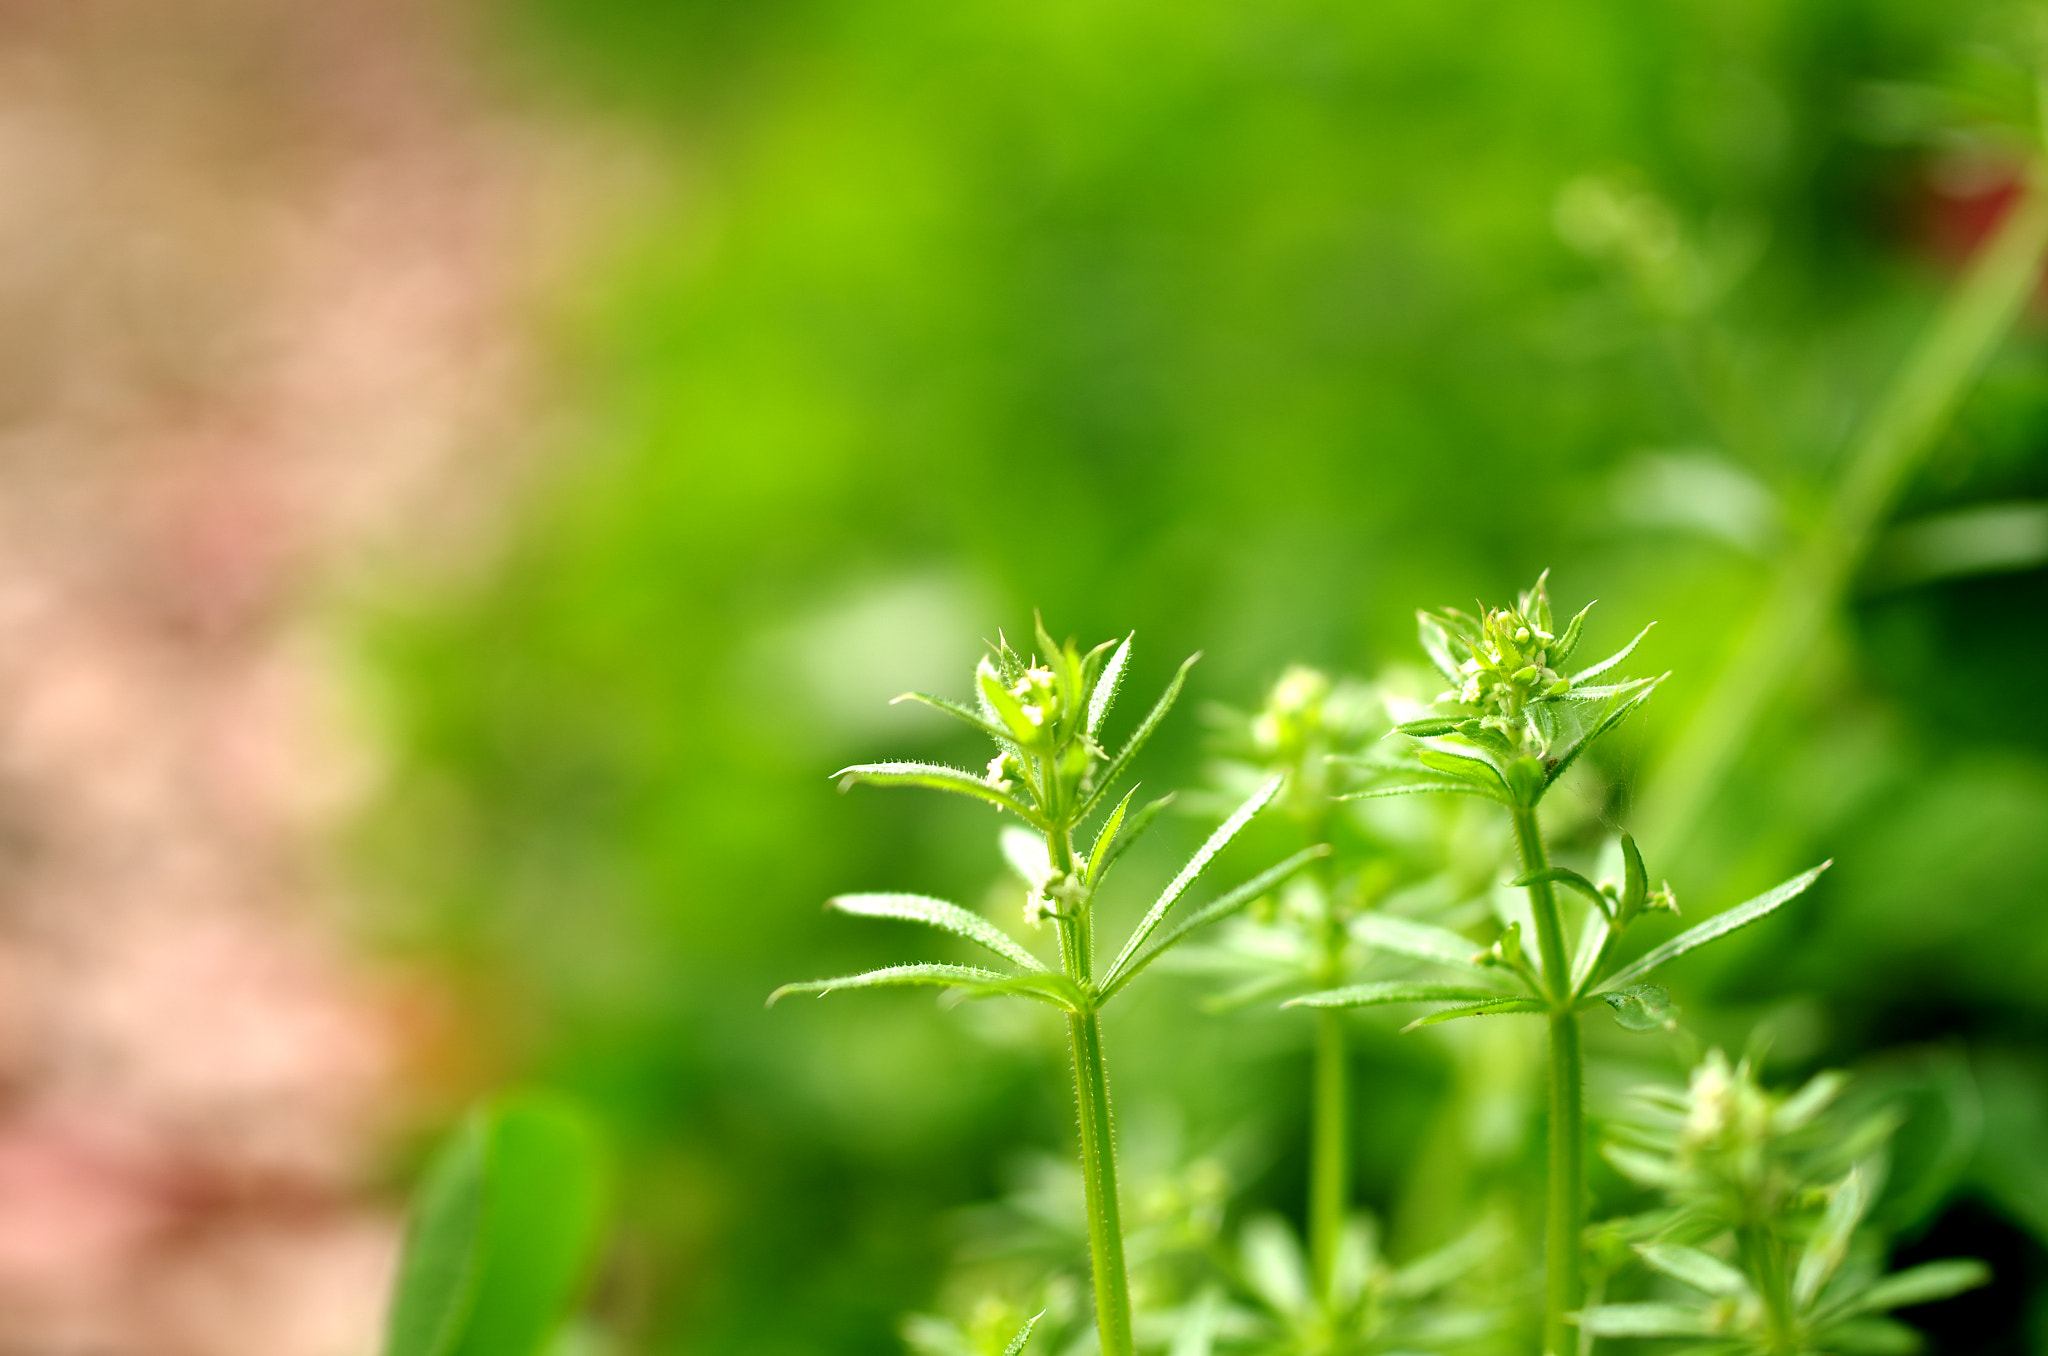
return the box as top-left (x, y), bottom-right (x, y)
top-left (1350, 913), bottom-right (1485, 971)
top-left (383, 1093), bottom-right (608, 1356)
top-left (999, 826), bottom-right (1052, 892)
top-left (1818, 1317), bottom-right (1924, 1354)
top-left (1638, 1243), bottom-right (1748, 1296)
top-left (769, 963), bottom-right (1079, 1010)
top-left (1603, 1144), bottom-right (1680, 1189)
top-left (1776, 1070), bottom-right (1849, 1134)
top-left (1386, 1214), bottom-right (1500, 1297)
top-left (828, 893), bottom-right (1044, 971)
top-left (1099, 845), bottom-right (1327, 999)
top-left (1078, 652), bottom-right (1199, 818)
top-left (1103, 775), bottom-right (1280, 983)
top-left (834, 762), bottom-right (1039, 824)
top-left (1167, 1287), bottom-right (1222, 1356)
top-left (1240, 1214), bottom-right (1310, 1319)
top-left (1795, 1164), bottom-right (1871, 1309)
top-left (1401, 997), bottom-right (1547, 1031)
top-left (1599, 983), bottom-right (1677, 1031)
top-left (1283, 981), bottom-right (1504, 1010)
top-left (1087, 635), bottom-right (1132, 737)
top-left (1597, 862), bottom-right (1831, 993)
top-left (1577, 1302), bottom-right (1715, 1337)
top-left (1828, 1258), bottom-right (1990, 1319)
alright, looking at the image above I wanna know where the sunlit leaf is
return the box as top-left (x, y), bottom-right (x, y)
top-left (1638, 1243), bottom-right (1748, 1297)
top-left (1168, 1287), bottom-right (1224, 1356)
top-left (383, 1094), bottom-right (608, 1356)
top-left (769, 963), bottom-right (1078, 1010)
top-left (1596, 861), bottom-right (1830, 993)
top-left (1103, 774), bottom-right (1281, 984)
top-left (1284, 981), bottom-right (1504, 1010)
top-left (834, 761), bottom-right (1040, 824)
top-left (1577, 1302), bottom-right (1715, 1337)
top-left (1552, 600), bottom-right (1595, 667)
top-left (1350, 912), bottom-right (1486, 971)
top-left (1087, 635), bottom-right (1132, 736)
top-left (828, 893), bottom-right (1044, 971)
top-left (1078, 652), bottom-right (1200, 817)
top-left (1083, 788), bottom-right (1137, 886)
top-left (978, 658), bottom-right (1041, 745)
top-left (1572, 622), bottom-right (1654, 684)
top-left (1099, 845), bottom-right (1327, 999)
top-left (1004, 1310), bottom-right (1045, 1355)
top-left (1095, 792), bottom-right (1176, 879)
top-left (1602, 1144), bottom-right (1680, 1189)
top-left (1241, 1214), bottom-right (1311, 1319)
top-left (1401, 997), bottom-right (1546, 1031)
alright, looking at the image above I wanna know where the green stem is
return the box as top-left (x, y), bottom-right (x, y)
top-left (1638, 160), bottom-right (2048, 856)
top-left (1069, 1007), bottom-right (1135, 1356)
top-left (1514, 803), bottom-right (1583, 1356)
top-left (1049, 815), bottom-right (1135, 1356)
top-left (1310, 1007), bottom-right (1349, 1302)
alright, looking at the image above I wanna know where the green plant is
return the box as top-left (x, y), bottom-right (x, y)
top-left (1291, 576), bottom-right (1829, 1356)
top-left (382, 1093), bottom-right (609, 1356)
top-left (772, 620), bottom-right (1326, 1356)
top-left (1582, 1050), bottom-right (1990, 1354)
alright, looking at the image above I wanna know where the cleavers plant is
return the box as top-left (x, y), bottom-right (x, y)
top-left (1291, 575), bottom-right (1830, 1356)
top-left (772, 619), bottom-right (1326, 1356)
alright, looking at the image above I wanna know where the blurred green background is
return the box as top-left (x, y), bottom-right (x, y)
top-left (366, 0), bottom-right (2048, 1350)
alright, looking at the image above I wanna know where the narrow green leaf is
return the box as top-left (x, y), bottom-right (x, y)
top-left (1338, 775), bottom-right (1504, 804)
top-left (1577, 1303), bottom-right (1715, 1338)
top-left (1104, 774), bottom-right (1282, 984)
top-left (1816, 1317), bottom-right (1923, 1355)
top-left (1004, 1310), bottom-right (1046, 1356)
top-left (890, 691), bottom-right (1015, 745)
top-left (1100, 845), bottom-right (1326, 1000)
top-left (383, 1094), bottom-right (608, 1356)
top-left (1830, 1259), bottom-right (1990, 1318)
top-left (1418, 747), bottom-right (1508, 793)
top-left (1084, 787), bottom-right (1138, 886)
top-left (1087, 635), bottom-right (1132, 736)
top-left (1542, 675), bottom-right (1663, 790)
top-left (1096, 792), bottom-right (1177, 878)
top-left (1349, 913), bottom-right (1486, 971)
top-left (1775, 1070), bottom-right (1849, 1134)
top-left (1572, 622), bottom-right (1655, 684)
top-left (1401, 997), bottom-right (1546, 1031)
top-left (1514, 866), bottom-right (1609, 910)
top-left (1552, 600), bottom-right (1595, 668)
top-left (1078, 652), bottom-right (1200, 818)
top-left (999, 826), bottom-right (1052, 891)
top-left (1638, 1244), bottom-right (1749, 1297)
top-left (828, 893), bottom-right (1045, 971)
top-left (1621, 833), bottom-right (1649, 920)
top-left (1417, 613), bottom-right (1463, 685)
top-left (978, 659), bottom-right (1041, 745)
top-left (1602, 1144), bottom-right (1680, 1189)
top-left (1395, 715), bottom-right (1466, 738)
top-left (769, 963), bottom-right (1078, 1011)
top-left (1284, 981), bottom-right (1505, 1010)
top-left (1241, 1214), bottom-right (1312, 1319)
top-left (834, 761), bottom-right (1040, 824)
top-left (1795, 1164), bottom-right (1871, 1309)
top-left (1600, 983), bottom-right (1678, 1032)
top-left (1597, 861), bottom-right (1831, 993)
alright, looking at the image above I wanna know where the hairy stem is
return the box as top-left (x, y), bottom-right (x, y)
top-left (1310, 1006), bottom-right (1349, 1301)
top-left (1639, 160), bottom-right (2048, 855)
top-left (1514, 803), bottom-right (1583, 1356)
top-left (1069, 1008), bottom-right (1135, 1356)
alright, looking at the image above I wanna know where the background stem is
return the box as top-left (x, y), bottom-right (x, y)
top-left (1310, 1006), bottom-right (1349, 1302)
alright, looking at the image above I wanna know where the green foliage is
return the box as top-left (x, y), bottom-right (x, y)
top-left (383, 1094), bottom-right (609, 1356)
top-left (1586, 1053), bottom-right (1990, 1354)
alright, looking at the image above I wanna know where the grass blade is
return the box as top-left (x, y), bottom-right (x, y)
top-left (828, 893), bottom-right (1044, 971)
top-left (1596, 861), bottom-right (1830, 993)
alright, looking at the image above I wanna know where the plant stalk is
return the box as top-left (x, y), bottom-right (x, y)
top-left (1513, 802), bottom-right (1583, 1356)
top-left (1310, 1006), bottom-right (1349, 1301)
top-left (1068, 1007), bottom-right (1135, 1356)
